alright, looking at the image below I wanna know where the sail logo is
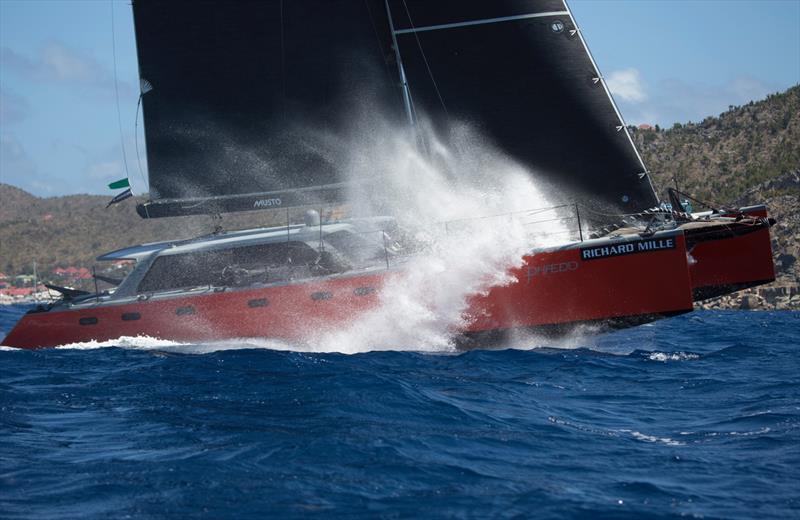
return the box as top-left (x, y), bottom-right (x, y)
top-left (253, 198), bottom-right (282, 208)
top-left (527, 261), bottom-right (578, 284)
top-left (581, 238), bottom-right (676, 261)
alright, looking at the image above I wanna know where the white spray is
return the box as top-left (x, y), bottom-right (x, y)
top-left (301, 117), bottom-right (571, 353)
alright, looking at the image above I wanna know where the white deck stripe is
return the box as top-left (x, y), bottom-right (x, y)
top-left (393, 11), bottom-right (569, 35)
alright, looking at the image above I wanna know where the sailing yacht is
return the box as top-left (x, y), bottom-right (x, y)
top-left (2, 0), bottom-right (774, 349)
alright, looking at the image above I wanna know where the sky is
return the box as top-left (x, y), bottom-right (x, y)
top-left (0, 0), bottom-right (798, 197)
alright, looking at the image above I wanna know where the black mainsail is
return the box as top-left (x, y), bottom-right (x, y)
top-left (132, 0), bottom-right (402, 218)
top-left (132, 0), bottom-right (657, 218)
top-left (386, 0), bottom-right (658, 213)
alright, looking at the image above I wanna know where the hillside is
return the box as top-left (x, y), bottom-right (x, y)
top-left (632, 85), bottom-right (800, 309)
top-left (0, 189), bottom-right (286, 277)
top-left (1, 86), bottom-right (798, 307)
top-left (634, 85), bottom-right (799, 203)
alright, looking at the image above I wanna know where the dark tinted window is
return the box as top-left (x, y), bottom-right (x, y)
top-left (137, 241), bottom-right (320, 293)
top-left (324, 231), bottom-right (385, 266)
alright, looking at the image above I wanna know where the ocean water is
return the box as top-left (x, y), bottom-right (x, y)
top-left (1, 305), bottom-right (798, 519)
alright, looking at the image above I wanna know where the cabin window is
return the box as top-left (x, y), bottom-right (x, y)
top-left (175, 306), bottom-right (196, 316)
top-left (324, 231), bottom-right (384, 266)
top-left (79, 317), bottom-right (98, 325)
top-left (136, 241), bottom-right (321, 294)
top-left (247, 298), bottom-right (269, 308)
top-left (121, 312), bottom-right (141, 321)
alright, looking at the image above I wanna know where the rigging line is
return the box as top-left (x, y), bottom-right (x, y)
top-left (110, 0), bottom-right (132, 189)
top-left (134, 94), bottom-right (148, 189)
top-left (400, 0), bottom-right (448, 117)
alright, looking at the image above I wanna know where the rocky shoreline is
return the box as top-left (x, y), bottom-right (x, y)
top-left (698, 284), bottom-right (800, 311)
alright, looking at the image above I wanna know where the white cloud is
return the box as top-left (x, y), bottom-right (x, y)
top-left (729, 76), bottom-right (774, 104)
top-left (87, 160), bottom-right (124, 181)
top-left (41, 43), bottom-right (104, 84)
top-left (0, 88), bottom-right (29, 125)
top-left (0, 132), bottom-right (39, 188)
top-left (1, 43), bottom-right (133, 95)
top-left (607, 71), bottom-right (782, 127)
top-left (606, 68), bottom-right (648, 103)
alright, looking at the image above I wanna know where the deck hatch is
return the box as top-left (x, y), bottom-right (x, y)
top-left (175, 306), bottom-right (196, 316)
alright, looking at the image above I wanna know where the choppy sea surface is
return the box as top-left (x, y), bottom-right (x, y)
top-left (1, 305), bottom-right (798, 519)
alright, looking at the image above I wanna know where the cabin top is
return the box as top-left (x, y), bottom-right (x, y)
top-left (97, 216), bottom-right (397, 262)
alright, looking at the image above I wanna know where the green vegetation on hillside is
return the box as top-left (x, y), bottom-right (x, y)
top-left (632, 85), bottom-right (799, 204)
top-left (0, 187), bottom-right (287, 277)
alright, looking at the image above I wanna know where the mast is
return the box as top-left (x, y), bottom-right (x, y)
top-left (385, 0), bottom-right (416, 127)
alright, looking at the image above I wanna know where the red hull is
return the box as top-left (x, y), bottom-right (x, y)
top-left (686, 208), bottom-right (775, 301)
top-left (2, 232), bottom-right (694, 349)
top-left (466, 232), bottom-right (692, 333)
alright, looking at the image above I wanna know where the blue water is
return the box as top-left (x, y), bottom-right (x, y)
top-left (1, 306), bottom-right (798, 519)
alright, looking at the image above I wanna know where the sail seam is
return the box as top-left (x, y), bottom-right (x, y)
top-left (393, 11), bottom-right (569, 35)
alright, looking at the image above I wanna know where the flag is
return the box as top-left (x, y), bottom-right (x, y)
top-left (108, 178), bottom-right (130, 190)
top-left (106, 188), bottom-right (132, 208)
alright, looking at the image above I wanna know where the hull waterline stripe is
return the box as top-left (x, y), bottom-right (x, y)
top-left (393, 11), bottom-right (569, 35)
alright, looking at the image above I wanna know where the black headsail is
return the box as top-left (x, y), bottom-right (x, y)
top-left (386, 0), bottom-right (659, 213)
top-left (132, 0), bottom-right (403, 218)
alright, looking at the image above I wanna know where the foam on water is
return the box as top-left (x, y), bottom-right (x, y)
top-left (50, 335), bottom-right (296, 355)
top-left (648, 351), bottom-right (700, 362)
top-left (54, 335), bottom-right (188, 351)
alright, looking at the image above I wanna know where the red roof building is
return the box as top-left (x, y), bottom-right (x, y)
top-left (0, 288), bottom-right (34, 297)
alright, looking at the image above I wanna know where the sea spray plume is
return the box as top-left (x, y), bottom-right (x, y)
top-left (302, 113), bottom-right (570, 353)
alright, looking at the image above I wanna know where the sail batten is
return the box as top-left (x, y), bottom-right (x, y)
top-left (387, 0), bottom-right (658, 213)
top-left (392, 11), bottom-right (570, 35)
